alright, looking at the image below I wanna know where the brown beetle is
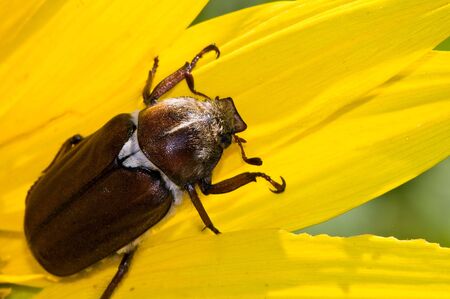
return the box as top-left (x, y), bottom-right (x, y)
top-left (24, 44), bottom-right (285, 299)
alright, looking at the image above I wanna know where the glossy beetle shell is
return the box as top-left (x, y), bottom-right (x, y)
top-left (24, 114), bottom-right (173, 276)
top-left (138, 97), bottom-right (247, 186)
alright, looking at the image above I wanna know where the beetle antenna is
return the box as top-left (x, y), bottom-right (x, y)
top-left (234, 135), bottom-right (263, 166)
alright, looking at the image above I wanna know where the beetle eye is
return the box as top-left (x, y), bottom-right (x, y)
top-left (220, 134), bottom-right (232, 147)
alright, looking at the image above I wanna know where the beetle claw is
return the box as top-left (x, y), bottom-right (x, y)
top-left (245, 157), bottom-right (263, 166)
top-left (210, 44), bottom-right (220, 59)
top-left (191, 44), bottom-right (220, 67)
top-left (268, 176), bottom-right (286, 194)
top-left (234, 135), bottom-right (263, 166)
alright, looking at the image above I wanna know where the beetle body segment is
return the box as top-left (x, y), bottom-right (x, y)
top-left (138, 97), bottom-right (246, 186)
top-left (24, 114), bottom-right (173, 276)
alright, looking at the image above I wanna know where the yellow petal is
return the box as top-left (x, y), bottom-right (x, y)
top-left (147, 51), bottom-right (450, 241)
top-left (0, 0), bottom-right (447, 233)
top-left (0, 232), bottom-right (55, 287)
top-left (5, 50), bottom-right (449, 287)
top-left (0, 0), bottom-right (46, 52)
top-left (35, 230), bottom-right (450, 299)
top-left (0, 0), bottom-right (207, 231)
top-left (137, 2), bottom-right (450, 241)
top-left (157, 0), bottom-right (450, 119)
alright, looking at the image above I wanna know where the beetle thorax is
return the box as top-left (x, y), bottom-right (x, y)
top-left (161, 97), bottom-right (235, 155)
top-left (137, 97), bottom-right (239, 186)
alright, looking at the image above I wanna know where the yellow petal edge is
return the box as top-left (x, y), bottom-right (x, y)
top-left (35, 229), bottom-right (450, 299)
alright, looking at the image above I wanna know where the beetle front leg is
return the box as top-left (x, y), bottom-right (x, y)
top-left (200, 172), bottom-right (286, 195)
top-left (233, 135), bottom-right (263, 166)
top-left (144, 44), bottom-right (220, 106)
top-left (142, 57), bottom-right (159, 104)
top-left (100, 248), bottom-right (136, 299)
top-left (185, 184), bottom-right (221, 234)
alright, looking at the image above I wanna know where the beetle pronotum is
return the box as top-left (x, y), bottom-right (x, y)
top-left (24, 44), bottom-right (286, 299)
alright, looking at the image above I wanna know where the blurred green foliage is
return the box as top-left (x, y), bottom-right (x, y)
top-left (2, 285), bottom-right (40, 299)
top-left (436, 35), bottom-right (450, 50)
top-left (193, 0), bottom-right (280, 24)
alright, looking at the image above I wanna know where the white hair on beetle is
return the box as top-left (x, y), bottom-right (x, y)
top-left (116, 234), bottom-right (145, 254)
top-left (116, 108), bottom-right (186, 254)
top-left (118, 110), bottom-right (183, 205)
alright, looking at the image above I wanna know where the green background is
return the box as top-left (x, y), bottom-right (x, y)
top-left (4, 1), bottom-right (449, 297)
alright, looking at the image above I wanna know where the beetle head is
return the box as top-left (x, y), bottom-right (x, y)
top-left (137, 97), bottom-right (246, 186)
top-left (213, 96), bottom-right (247, 133)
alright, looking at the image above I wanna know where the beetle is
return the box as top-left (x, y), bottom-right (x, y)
top-left (24, 44), bottom-right (286, 299)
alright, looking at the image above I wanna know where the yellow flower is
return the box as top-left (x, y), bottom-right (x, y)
top-left (1, 0), bottom-right (450, 298)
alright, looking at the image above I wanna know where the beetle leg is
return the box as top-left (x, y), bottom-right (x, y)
top-left (142, 56), bottom-right (159, 105)
top-left (144, 44), bottom-right (220, 106)
top-left (185, 72), bottom-right (210, 99)
top-left (43, 134), bottom-right (84, 172)
top-left (185, 184), bottom-right (221, 234)
top-left (200, 172), bottom-right (286, 195)
top-left (233, 135), bottom-right (263, 166)
top-left (100, 249), bottom-right (136, 299)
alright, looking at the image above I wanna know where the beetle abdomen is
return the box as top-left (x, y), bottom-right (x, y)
top-left (24, 114), bottom-right (173, 276)
top-left (28, 167), bottom-right (172, 276)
